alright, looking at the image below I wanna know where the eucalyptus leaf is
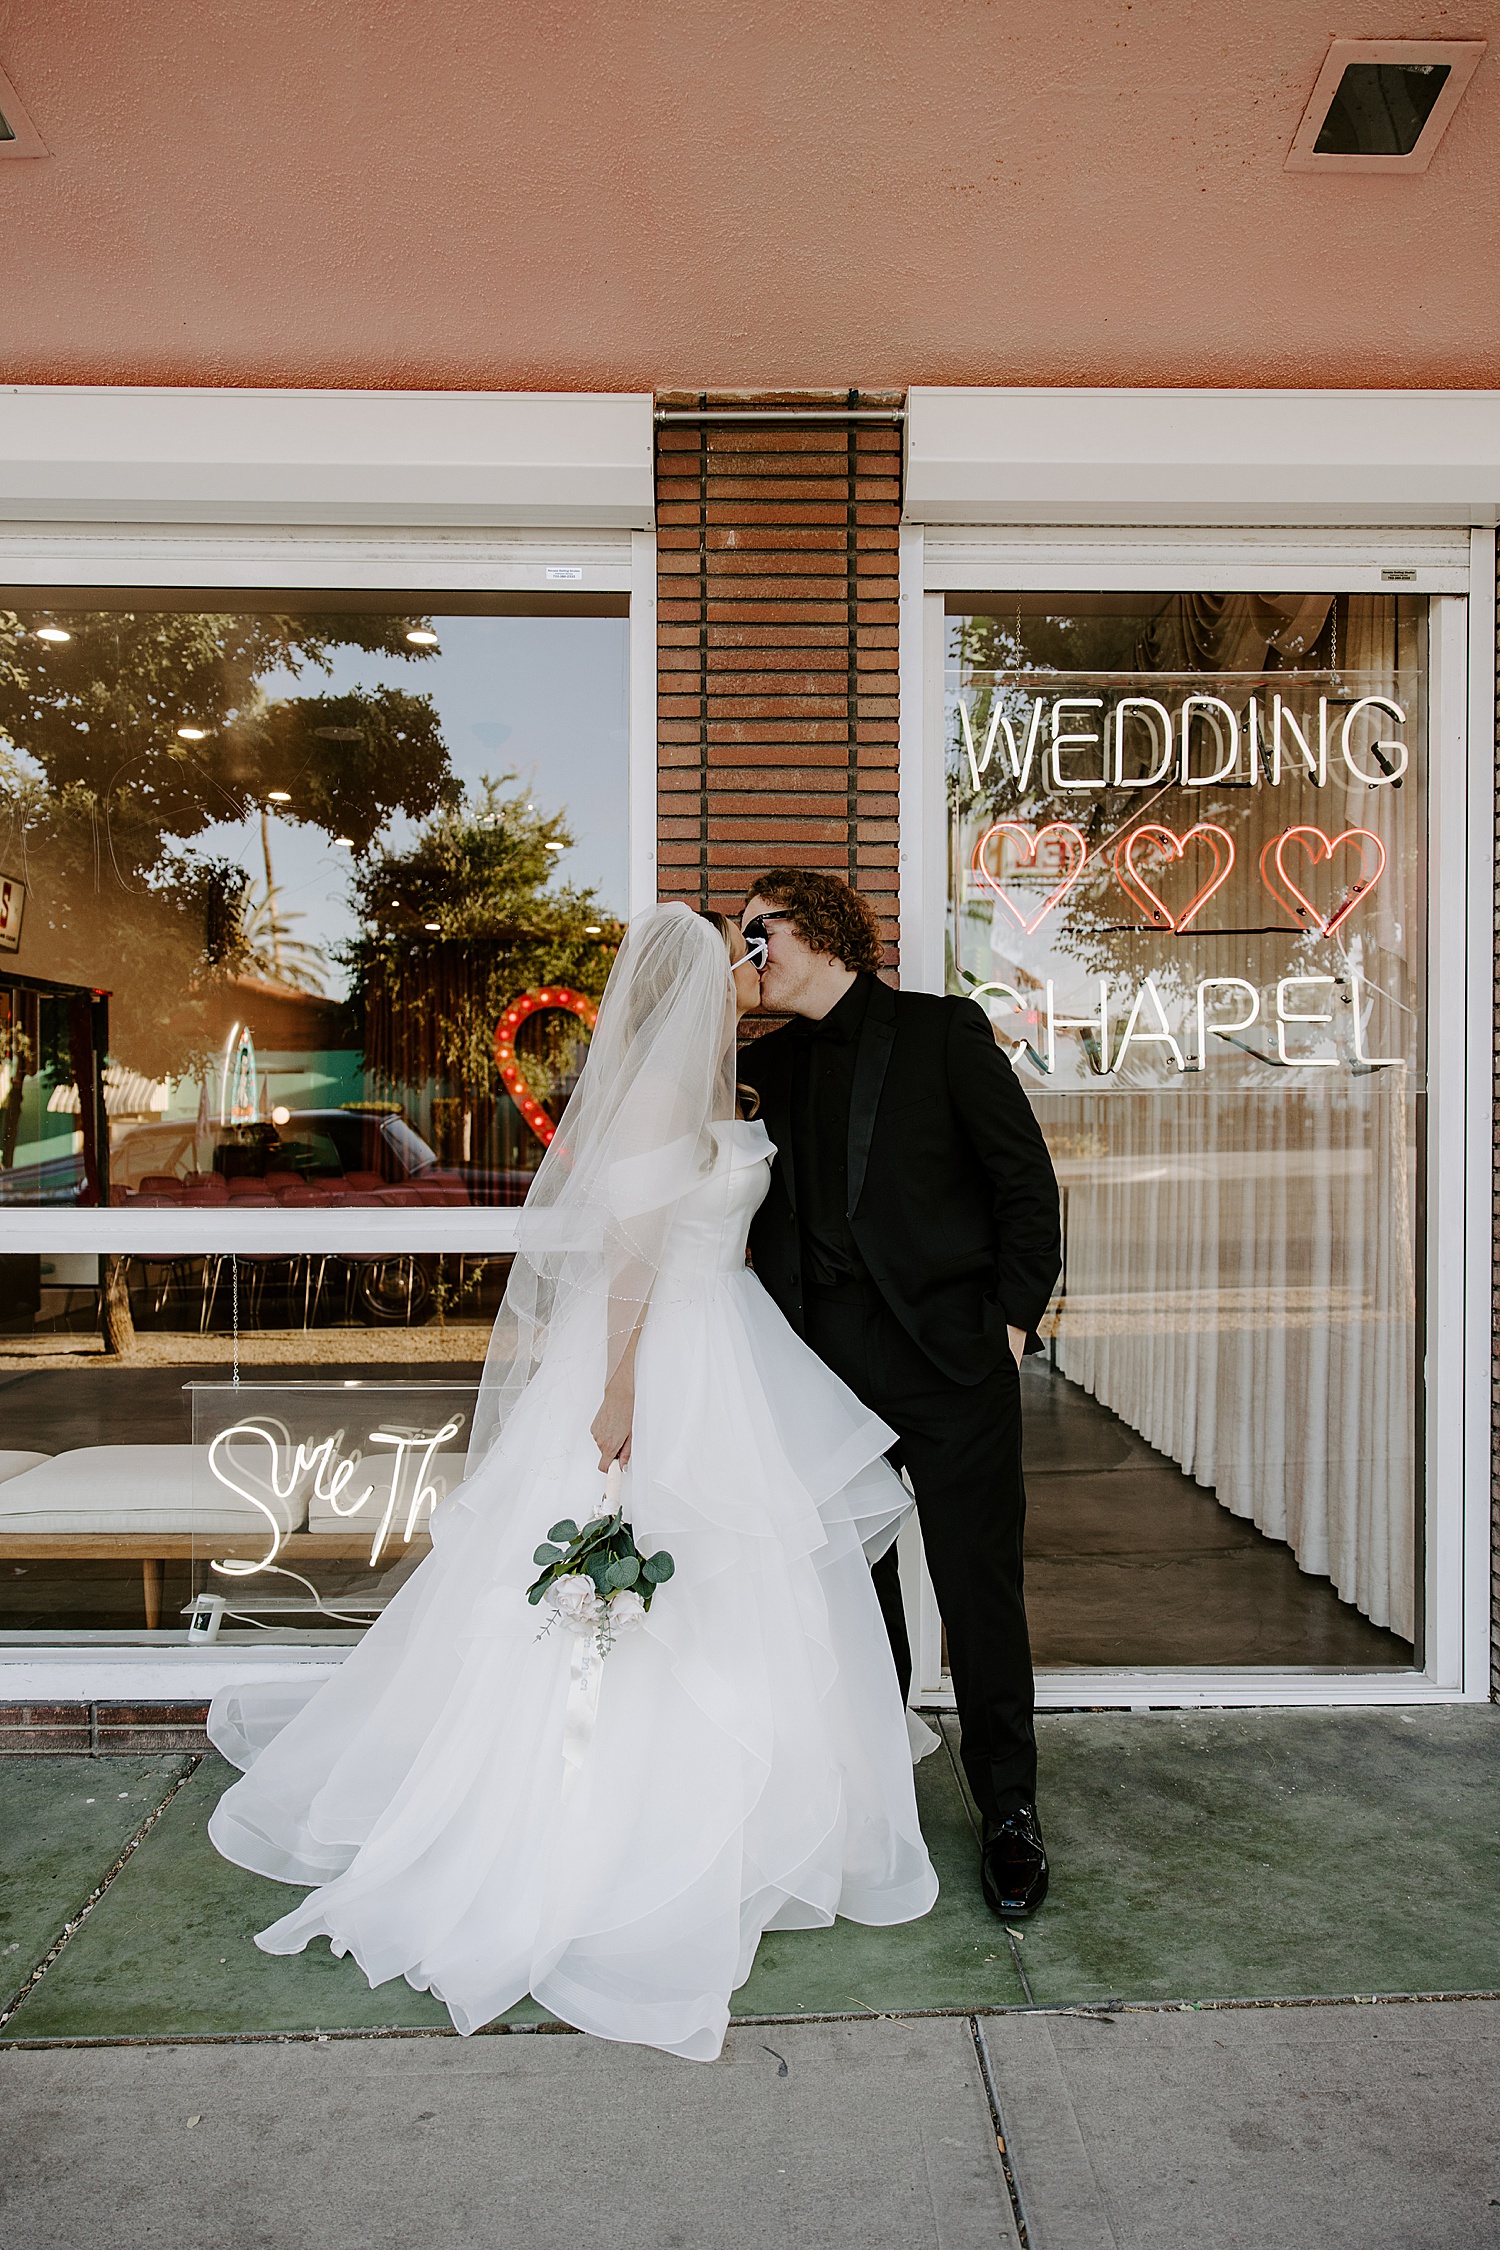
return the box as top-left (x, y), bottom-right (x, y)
top-left (586, 1555), bottom-right (613, 1592)
top-left (526, 1585), bottom-right (546, 1606)
top-left (605, 1555), bottom-right (640, 1591)
top-left (532, 1543), bottom-right (564, 1568)
top-left (642, 1551), bottom-right (675, 1584)
top-left (548, 1519), bottom-right (579, 1545)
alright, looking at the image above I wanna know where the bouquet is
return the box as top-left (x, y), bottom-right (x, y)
top-left (528, 1463), bottom-right (674, 1657)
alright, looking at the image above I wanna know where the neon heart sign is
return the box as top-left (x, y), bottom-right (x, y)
top-left (1114, 822), bottom-right (1236, 934)
top-left (1259, 827), bottom-right (1386, 937)
top-left (972, 822), bottom-right (1089, 935)
top-left (494, 987), bottom-right (599, 1148)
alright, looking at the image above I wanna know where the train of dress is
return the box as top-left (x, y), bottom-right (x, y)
top-left (207, 1228), bottom-right (939, 2061)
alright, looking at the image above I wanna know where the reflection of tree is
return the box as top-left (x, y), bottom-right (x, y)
top-left (344, 777), bottom-right (621, 1107)
top-left (238, 885), bottom-right (329, 995)
top-left (0, 606), bottom-right (455, 1075)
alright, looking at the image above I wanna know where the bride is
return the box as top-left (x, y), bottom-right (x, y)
top-left (206, 902), bottom-right (938, 2061)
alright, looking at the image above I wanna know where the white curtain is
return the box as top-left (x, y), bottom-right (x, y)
top-left (1048, 597), bottom-right (1419, 1641)
top-left (1050, 1075), bottom-right (1416, 1639)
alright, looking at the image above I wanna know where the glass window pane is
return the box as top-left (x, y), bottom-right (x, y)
top-left (0, 1251), bottom-right (504, 1645)
top-left (946, 592), bottom-right (1423, 1670)
top-left (0, 595), bottom-right (628, 1207)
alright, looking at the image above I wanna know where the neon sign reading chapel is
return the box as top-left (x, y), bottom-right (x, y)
top-left (973, 973), bottom-right (1401, 1075)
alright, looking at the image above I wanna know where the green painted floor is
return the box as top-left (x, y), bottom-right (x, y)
top-left (2, 1708), bottom-right (1496, 2042)
top-left (0, 1756), bottom-right (189, 2017)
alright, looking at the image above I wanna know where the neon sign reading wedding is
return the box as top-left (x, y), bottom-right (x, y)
top-left (958, 692), bottom-right (1410, 794)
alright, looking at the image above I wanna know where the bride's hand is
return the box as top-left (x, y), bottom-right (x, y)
top-left (591, 1377), bottom-right (634, 1470)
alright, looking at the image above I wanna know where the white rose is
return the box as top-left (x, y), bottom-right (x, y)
top-left (607, 1589), bottom-right (647, 1633)
top-left (549, 1574), bottom-right (602, 1630)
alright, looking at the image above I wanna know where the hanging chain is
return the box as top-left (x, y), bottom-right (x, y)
top-left (231, 1253), bottom-right (240, 1390)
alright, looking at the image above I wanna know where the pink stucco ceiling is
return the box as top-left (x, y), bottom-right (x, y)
top-left (0, 0), bottom-right (1496, 392)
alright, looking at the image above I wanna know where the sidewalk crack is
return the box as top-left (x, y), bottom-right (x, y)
top-left (0, 1755), bottom-right (201, 2038)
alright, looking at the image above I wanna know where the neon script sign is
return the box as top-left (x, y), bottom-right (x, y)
top-left (972, 822), bottom-right (1386, 937)
top-left (958, 692), bottom-right (1409, 794)
top-left (207, 1415), bottom-right (466, 1574)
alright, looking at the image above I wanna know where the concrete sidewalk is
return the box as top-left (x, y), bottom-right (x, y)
top-left (3, 1708), bottom-right (1498, 2245)
top-left (3, 2000), bottom-right (1498, 2248)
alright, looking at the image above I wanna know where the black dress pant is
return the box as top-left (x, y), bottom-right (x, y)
top-left (804, 1283), bottom-right (1037, 1821)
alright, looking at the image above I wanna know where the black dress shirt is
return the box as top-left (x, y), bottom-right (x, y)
top-left (788, 973), bottom-right (873, 1289)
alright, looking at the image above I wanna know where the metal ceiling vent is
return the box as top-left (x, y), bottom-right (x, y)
top-left (0, 61), bottom-right (47, 158)
top-left (1287, 38), bottom-right (1486, 172)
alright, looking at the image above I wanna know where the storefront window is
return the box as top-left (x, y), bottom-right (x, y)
top-left (948, 592), bottom-right (1424, 1668)
top-left (0, 594), bottom-right (628, 1207)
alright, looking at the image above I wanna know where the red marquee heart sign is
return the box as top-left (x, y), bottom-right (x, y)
top-left (1114, 822), bottom-right (1236, 933)
top-left (972, 821), bottom-right (1089, 935)
top-left (494, 987), bottom-right (599, 1148)
top-left (1259, 827), bottom-right (1386, 936)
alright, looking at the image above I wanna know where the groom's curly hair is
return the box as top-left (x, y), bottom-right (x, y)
top-left (746, 869), bottom-right (884, 976)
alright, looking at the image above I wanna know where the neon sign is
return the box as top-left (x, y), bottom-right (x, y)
top-left (971, 821), bottom-right (1387, 936)
top-left (206, 1414), bottom-right (466, 1574)
top-left (494, 987), bottom-right (599, 1148)
top-left (959, 692), bottom-right (1410, 794)
top-left (972, 973), bottom-right (1403, 1075)
top-left (1259, 827), bottom-right (1386, 936)
top-left (220, 1023), bottom-right (258, 1126)
top-left (1114, 823), bottom-right (1235, 933)
top-left (972, 822), bottom-right (1088, 933)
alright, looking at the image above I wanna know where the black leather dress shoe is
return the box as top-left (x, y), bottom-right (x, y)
top-left (981, 1803), bottom-right (1049, 1918)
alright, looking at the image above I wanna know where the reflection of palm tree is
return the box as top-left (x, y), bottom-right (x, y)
top-left (239, 886), bottom-right (328, 993)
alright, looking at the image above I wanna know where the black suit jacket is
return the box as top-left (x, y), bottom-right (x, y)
top-left (739, 981), bottom-right (1062, 1386)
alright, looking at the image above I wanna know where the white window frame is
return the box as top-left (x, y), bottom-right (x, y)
top-left (0, 392), bottom-right (658, 1696)
top-left (0, 397), bottom-right (659, 1259)
top-left (898, 518), bottom-right (1496, 1709)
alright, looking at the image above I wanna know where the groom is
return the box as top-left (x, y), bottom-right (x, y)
top-left (737, 870), bottom-right (1061, 1917)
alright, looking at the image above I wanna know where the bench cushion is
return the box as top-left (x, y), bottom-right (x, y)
top-left (0, 1444), bottom-right (311, 1537)
top-left (0, 1451), bottom-right (51, 1484)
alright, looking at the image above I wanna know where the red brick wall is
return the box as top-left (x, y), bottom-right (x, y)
top-left (654, 392), bottom-right (903, 969)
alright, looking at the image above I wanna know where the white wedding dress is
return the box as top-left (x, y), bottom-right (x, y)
top-left (208, 1118), bottom-right (939, 2061)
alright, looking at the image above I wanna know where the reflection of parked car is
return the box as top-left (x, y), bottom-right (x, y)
top-left (112, 1104), bottom-right (538, 1207)
top-left (111, 1121), bottom-right (198, 1192)
top-left (267, 1109), bottom-right (535, 1206)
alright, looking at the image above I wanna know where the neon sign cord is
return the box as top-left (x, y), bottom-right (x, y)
top-left (231, 1254), bottom-right (239, 1390)
top-left (220, 1561), bottom-right (378, 1630)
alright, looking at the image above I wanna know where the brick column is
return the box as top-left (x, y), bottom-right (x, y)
top-left (654, 392), bottom-right (903, 970)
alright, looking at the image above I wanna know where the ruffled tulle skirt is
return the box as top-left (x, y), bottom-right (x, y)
top-left (206, 1265), bottom-right (939, 2060)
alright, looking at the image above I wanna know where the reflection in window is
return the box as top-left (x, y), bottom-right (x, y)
top-left (0, 599), bottom-right (627, 1207)
top-left (948, 593), bottom-right (1423, 1665)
